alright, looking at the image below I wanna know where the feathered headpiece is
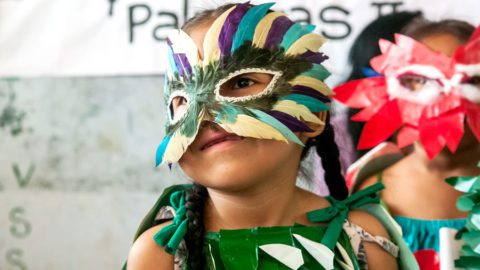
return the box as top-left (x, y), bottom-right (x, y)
top-left (334, 27), bottom-right (480, 159)
top-left (156, 2), bottom-right (332, 165)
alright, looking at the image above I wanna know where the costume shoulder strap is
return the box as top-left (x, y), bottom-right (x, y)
top-left (131, 184), bottom-right (192, 243)
top-left (307, 182), bottom-right (419, 270)
top-left (307, 183), bottom-right (384, 250)
top-left (355, 194), bottom-right (420, 270)
top-left (123, 184), bottom-right (192, 270)
top-left (350, 153), bottom-right (403, 192)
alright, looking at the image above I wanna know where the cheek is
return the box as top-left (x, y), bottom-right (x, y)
top-left (178, 139), bottom-right (302, 189)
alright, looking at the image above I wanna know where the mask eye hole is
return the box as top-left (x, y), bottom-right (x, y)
top-left (168, 92), bottom-right (189, 124)
top-left (398, 74), bottom-right (429, 91)
top-left (215, 69), bottom-right (283, 103)
top-left (219, 73), bottom-right (272, 98)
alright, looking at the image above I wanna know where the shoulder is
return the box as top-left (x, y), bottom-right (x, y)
top-left (347, 210), bottom-right (389, 238)
top-left (127, 222), bottom-right (175, 270)
top-left (347, 210), bottom-right (398, 270)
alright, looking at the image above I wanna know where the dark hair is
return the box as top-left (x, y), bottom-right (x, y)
top-left (184, 183), bottom-right (208, 269)
top-left (345, 11), bottom-right (422, 159)
top-left (302, 114), bottom-right (348, 200)
top-left (179, 4), bottom-right (347, 269)
top-left (347, 11), bottom-right (422, 82)
top-left (402, 18), bottom-right (475, 43)
top-left (182, 4), bottom-right (237, 33)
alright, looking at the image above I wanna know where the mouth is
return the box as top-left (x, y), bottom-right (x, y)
top-left (200, 134), bottom-right (245, 151)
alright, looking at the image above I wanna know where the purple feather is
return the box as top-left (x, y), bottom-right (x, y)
top-left (302, 51), bottom-right (329, 64)
top-left (264, 16), bottom-right (294, 49)
top-left (268, 110), bottom-right (313, 132)
top-left (166, 38), bottom-right (174, 47)
top-left (219, 2), bottom-right (250, 57)
top-left (166, 38), bottom-right (192, 76)
top-left (173, 53), bottom-right (192, 76)
top-left (291, 85), bottom-right (330, 103)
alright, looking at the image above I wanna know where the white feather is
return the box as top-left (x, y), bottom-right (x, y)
top-left (167, 29), bottom-right (200, 67)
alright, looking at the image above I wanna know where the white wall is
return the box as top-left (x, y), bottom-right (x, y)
top-left (0, 77), bottom-right (189, 270)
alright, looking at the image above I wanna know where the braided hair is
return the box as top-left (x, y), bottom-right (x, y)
top-left (303, 114), bottom-right (348, 200)
top-left (184, 183), bottom-right (208, 269)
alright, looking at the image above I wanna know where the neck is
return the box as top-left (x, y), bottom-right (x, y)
top-left (204, 171), bottom-right (301, 231)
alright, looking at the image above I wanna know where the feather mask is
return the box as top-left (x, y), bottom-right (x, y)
top-left (156, 2), bottom-right (332, 165)
top-left (334, 27), bottom-right (480, 159)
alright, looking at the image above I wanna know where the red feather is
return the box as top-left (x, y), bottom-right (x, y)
top-left (358, 100), bottom-right (402, 149)
top-left (397, 126), bottom-right (419, 149)
top-left (333, 77), bottom-right (387, 108)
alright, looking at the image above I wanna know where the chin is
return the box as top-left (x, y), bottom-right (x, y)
top-left (178, 138), bottom-right (301, 191)
top-left (181, 159), bottom-right (263, 192)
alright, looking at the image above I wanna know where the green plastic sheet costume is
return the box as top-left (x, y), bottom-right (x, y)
top-left (123, 183), bottom-right (419, 269)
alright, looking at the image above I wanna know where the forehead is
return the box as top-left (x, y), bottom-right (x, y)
top-left (419, 33), bottom-right (464, 57)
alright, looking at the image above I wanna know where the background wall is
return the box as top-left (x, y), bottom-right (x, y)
top-left (1, 0), bottom-right (479, 269)
top-left (0, 77), bottom-right (190, 269)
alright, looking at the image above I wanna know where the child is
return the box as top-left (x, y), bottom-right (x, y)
top-left (125, 3), bottom-right (416, 269)
top-left (335, 20), bottom-right (480, 269)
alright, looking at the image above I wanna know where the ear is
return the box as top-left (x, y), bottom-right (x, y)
top-left (298, 111), bottom-right (328, 143)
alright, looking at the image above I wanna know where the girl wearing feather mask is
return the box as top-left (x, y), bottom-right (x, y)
top-left (124, 3), bottom-right (417, 270)
top-left (334, 19), bottom-right (480, 269)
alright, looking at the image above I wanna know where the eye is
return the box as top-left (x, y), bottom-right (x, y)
top-left (168, 93), bottom-right (189, 124)
top-left (233, 77), bottom-right (255, 89)
top-left (398, 74), bottom-right (429, 91)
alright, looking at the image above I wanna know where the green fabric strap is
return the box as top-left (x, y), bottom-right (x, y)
top-left (153, 190), bottom-right (188, 254)
top-left (306, 182), bottom-right (384, 250)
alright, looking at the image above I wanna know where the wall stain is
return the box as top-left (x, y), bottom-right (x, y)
top-left (0, 79), bottom-right (27, 137)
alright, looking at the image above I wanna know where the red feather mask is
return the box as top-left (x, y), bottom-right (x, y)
top-left (334, 27), bottom-right (480, 159)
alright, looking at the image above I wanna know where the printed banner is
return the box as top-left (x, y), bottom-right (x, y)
top-left (0, 0), bottom-right (479, 79)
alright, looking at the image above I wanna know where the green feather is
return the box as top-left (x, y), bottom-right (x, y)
top-left (155, 135), bottom-right (172, 166)
top-left (248, 108), bottom-right (304, 145)
top-left (215, 104), bottom-right (242, 123)
top-left (231, 3), bottom-right (275, 53)
top-left (280, 23), bottom-right (315, 50)
top-left (281, 94), bottom-right (329, 112)
top-left (302, 64), bottom-right (331, 81)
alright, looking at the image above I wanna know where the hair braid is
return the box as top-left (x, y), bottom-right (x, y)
top-left (314, 116), bottom-right (348, 200)
top-left (184, 183), bottom-right (208, 269)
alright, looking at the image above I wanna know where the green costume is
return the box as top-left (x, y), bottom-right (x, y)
top-left (124, 183), bottom-right (418, 269)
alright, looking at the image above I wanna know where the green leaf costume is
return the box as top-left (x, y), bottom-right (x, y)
top-left (446, 162), bottom-right (480, 269)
